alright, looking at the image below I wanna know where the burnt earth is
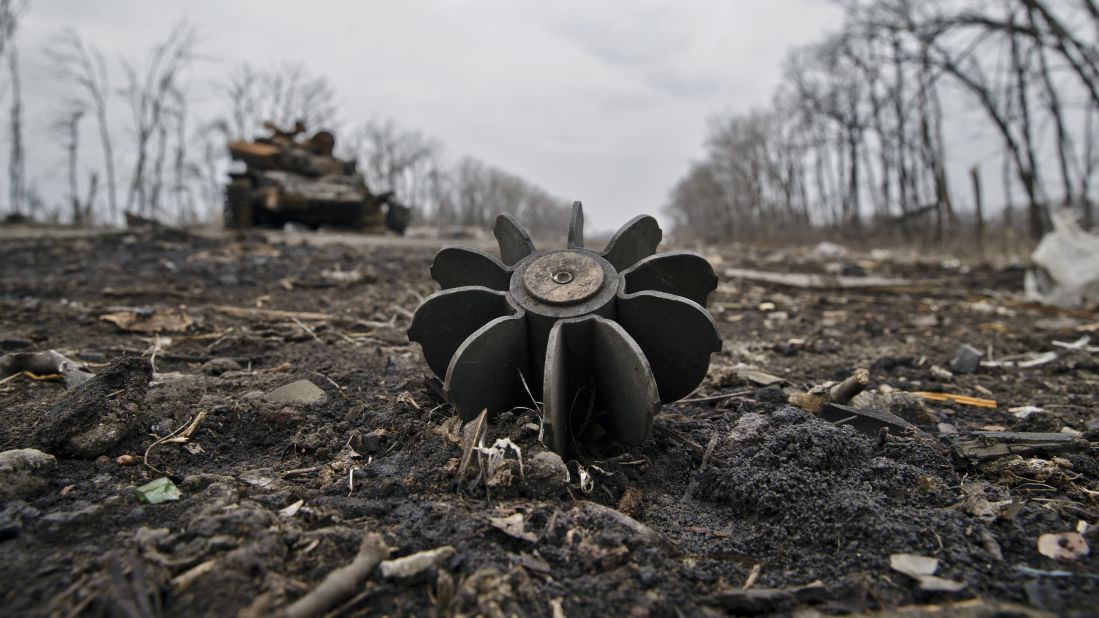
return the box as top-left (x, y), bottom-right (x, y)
top-left (0, 227), bottom-right (1096, 616)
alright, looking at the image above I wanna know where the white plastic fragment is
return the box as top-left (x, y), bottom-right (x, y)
top-left (1025, 210), bottom-right (1099, 308)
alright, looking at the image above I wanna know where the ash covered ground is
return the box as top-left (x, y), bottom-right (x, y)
top-left (1, 227), bottom-right (1097, 616)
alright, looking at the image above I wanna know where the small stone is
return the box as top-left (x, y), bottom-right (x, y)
top-left (264, 380), bottom-right (326, 406)
top-left (951, 344), bottom-right (983, 374)
top-left (116, 454), bottom-right (136, 466)
top-left (0, 448), bottom-right (56, 472)
top-left (201, 357), bottom-right (242, 376)
top-left (525, 451), bottom-right (569, 497)
top-left (0, 448), bottom-right (57, 499)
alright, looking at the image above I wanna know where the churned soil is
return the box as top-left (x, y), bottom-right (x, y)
top-left (0, 225), bottom-right (1096, 616)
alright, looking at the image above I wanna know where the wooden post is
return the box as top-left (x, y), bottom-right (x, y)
top-left (970, 165), bottom-right (985, 256)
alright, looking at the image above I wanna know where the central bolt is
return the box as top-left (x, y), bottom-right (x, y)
top-left (552, 271), bottom-right (574, 284)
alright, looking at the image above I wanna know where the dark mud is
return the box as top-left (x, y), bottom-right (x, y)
top-left (0, 228), bottom-right (1096, 616)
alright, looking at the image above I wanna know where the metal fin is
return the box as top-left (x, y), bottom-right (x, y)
top-left (544, 316), bottom-right (659, 453)
top-left (591, 317), bottom-right (660, 446)
top-left (568, 201), bottom-right (584, 249)
top-left (493, 213), bottom-right (536, 266)
top-left (431, 246), bottom-right (512, 291)
top-left (543, 318), bottom-right (593, 455)
top-left (407, 286), bottom-right (516, 379)
top-left (616, 291), bottom-right (721, 402)
top-left (601, 215), bottom-right (661, 271)
top-left (444, 313), bottom-right (530, 421)
top-left (619, 251), bottom-right (718, 307)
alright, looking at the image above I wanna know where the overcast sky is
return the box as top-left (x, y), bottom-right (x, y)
top-left (15, 0), bottom-right (845, 231)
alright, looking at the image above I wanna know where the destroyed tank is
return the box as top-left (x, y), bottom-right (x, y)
top-left (224, 122), bottom-right (410, 234)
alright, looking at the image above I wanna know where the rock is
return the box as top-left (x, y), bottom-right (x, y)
top-left (951, 344), bottom-right (983, 374)
top-left (201, 357), bottom-right (242, 376)
top-left (264, 379), bottom-right (326, 406)
top-left (0, 448), bottom-right (57, 499)
top-left (33, 355), bottom-right (152, 458)
top-left (525, 451), bottom-right (569, 497)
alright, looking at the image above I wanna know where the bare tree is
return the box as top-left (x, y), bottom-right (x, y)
top-left (344, 119), bottom-right (441, 215)
top-left (119, 21), bottom-right (199, 218)
top-left (46, 31), bottom-right (118, 222)
top-left (8, 40), bottom-right (24, 216)
top-left (59, 110), bottom-right (83, 224)
top-left (222, 62), bottom-right (338, 140)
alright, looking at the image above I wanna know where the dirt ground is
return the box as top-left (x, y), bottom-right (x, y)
top-left (0, 225), bottom-right (1097, 617)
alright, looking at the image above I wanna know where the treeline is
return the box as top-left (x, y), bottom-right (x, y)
top-left (0, 5), bottom-right (570, 236)
top-left (666, 0), bottom-right (1099, 245)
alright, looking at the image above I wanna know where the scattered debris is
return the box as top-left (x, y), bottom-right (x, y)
top-left (474, 437), bottom-right (525, 487)
top-left (948, 432), bottom-right (1090, 461)
top-left (1036, 532), bottom-right (1089, 561)
top-left (282, 532), bottom-right (390, 618)
top-left (100, 307), bottom-right (194, 333)
top-left (958, 482), bottom-right (1011, 523)
top-left (278, 499), bottom-right (305, 518)
top-left (378, 545), bottom-right (455, 580)
top-left (819, 402), bottom-right (916, 436)
top-left (489, 513), bottom-right (537, 542)
top-left (0, 350), bottom-right (93, 387)
top-left (913, 391), bottom-right (997, 408)
top-left (889, 553), bottom-right (939, 579)
top-left (705, 581), bottom-right (827, 614)
top-left (734, 367), bottom-right (786, 387)
top-left (889, 553), bottom-right (967, 592)
top-left (617, 486), bottom-right (643, 517)
top-left (210, 305), bottom-right (334, 322)
top-left (789, 368), bottom-right (869, 413)
top-left (723, 267), bottom-right (953, 292)
top-left (135, 477), bottom-right (181, 504)
top-left (951, 344), bottom-right (983, 374)
top-left (1025, 209), bottom-right (1099, 307)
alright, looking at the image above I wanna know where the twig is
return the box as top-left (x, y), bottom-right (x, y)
top-left (148, 334), bottom-right (162, 374)
top-left (280, 532), bottom-right (390, 618)
top-left (676, 388), bottom-right (753, 404)
top-left (141, 411), bottom-right (206, 475)
top-left (210, 305), bottom-right (333, 321)
top-left (742, 564), bottom-right (762, 589)
top-left (291, 317), bottom-right (323, 343)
